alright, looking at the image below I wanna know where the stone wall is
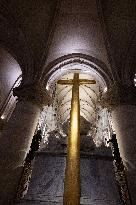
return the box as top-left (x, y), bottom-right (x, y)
top-left (20, 147), bottom-right (122, 205)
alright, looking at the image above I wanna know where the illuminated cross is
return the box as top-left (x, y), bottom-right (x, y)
top-left (57, 73), bottom-right (96, 205)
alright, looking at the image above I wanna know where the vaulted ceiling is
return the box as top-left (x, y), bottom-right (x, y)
top-left (56, 73), bottom-right (100, 123)
top-left (0, 0), bottom-right (136, 122)
top-left (0, 0), bottom-right (135, 82)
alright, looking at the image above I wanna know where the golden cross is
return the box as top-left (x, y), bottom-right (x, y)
top-left (57, 73), bottom-right (96, 205)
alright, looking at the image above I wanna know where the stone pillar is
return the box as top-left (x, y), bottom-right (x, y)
top-left (101, 83), bottom-right (136, 205)
top-left (0, 83), bottom-right (51, 204)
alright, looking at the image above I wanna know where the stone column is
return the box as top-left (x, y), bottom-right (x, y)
top-left (101, 83), bottom-right (136, 205)
top-left (0, 83), bottom-right (51, 204)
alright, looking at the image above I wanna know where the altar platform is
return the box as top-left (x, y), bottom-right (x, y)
top-left (18, 147), bottom-right (122, 205)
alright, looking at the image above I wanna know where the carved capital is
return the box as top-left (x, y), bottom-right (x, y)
top-left (13, 83), bottom-right (52, 108)
top-left (100, 83), bottom-right (136, 110)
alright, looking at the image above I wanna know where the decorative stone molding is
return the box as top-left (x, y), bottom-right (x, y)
top-left (13, 83), bottom-right (52, 108)
top-left (44, 53), bottom-right (111, 90)
top-left (100, 82), bottom-right (136, 110)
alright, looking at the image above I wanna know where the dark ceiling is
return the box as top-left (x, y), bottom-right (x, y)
top-left (0, 0), bottom-right (135, 84)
